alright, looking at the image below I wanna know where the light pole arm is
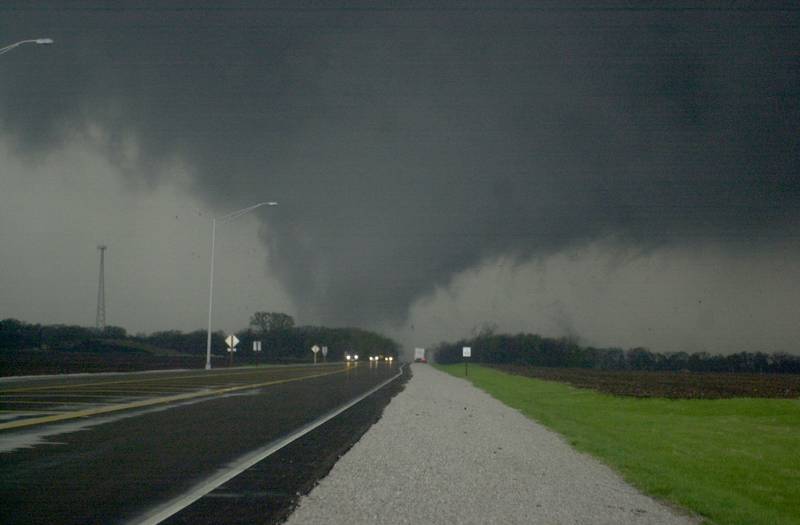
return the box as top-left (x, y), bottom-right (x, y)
top-left (0, 42), bottom-right (26, 55)
top-left (0, 43), bottom-right (23, 55)
top-left (217, 201), bottom-right (278, 223)
top-left (0, 38), bottom-right (54, 56)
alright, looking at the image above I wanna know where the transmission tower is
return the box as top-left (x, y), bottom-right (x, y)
top-left (96, 245), bottom-right (107, 330)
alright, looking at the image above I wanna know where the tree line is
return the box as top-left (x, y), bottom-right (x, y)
top-left (0, 313), bottom-right (399, 363)
top-left (433, 331), bottom-right (800, 374)
top-left (140, 312), bottom-right (398, 362)
top-left (0, 319), bottom-right (128, 350)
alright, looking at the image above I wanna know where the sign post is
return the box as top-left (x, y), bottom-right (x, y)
top-left (311, 344), bottom-right (320, 364)
top-left (463, 346), bottom-right (471, 376)
top-left (226, 334), bottom-right (240, 366)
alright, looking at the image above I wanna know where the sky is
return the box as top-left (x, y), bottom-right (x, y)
top-left (1, 1), bottom-right (799, 356)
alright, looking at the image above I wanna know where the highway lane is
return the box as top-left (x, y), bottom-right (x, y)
top-left (0, 362), bottom-right (399, 525)
top-left (0, 364), bottom-right (349, 428)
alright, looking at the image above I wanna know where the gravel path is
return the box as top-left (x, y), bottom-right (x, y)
top-left (285, 364), bottom-right (697, 525)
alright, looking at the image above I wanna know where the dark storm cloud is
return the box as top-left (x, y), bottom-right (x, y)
top-left (2, 2), bottom-right (798, 326)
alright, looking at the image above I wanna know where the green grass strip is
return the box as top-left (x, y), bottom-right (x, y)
top-left (436, 364), bottom-right (800, 525)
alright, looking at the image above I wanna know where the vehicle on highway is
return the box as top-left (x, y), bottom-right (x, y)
top-left (414, 347), bottom-right (427, 363)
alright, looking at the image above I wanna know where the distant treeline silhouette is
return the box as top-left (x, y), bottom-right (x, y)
top-left (434, 332), bottom-right (800, 374)
top-left (0, 317), bottom-right (399, 363)
top-left (143, 325), bottom-right (399, 362)
top-left (0, 319), bottom-right (129, 350)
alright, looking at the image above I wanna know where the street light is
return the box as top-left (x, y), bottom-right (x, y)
top-left (205, 201), bottom-right (278, 370)
top-left (0, 38), bottom-right (54, 56)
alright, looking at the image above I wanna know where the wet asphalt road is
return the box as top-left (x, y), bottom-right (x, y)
top-left (0, 362), bottom-right (399, 525)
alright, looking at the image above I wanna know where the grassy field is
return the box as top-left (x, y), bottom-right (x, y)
top-left (437, 364), bottom-right (800, 525)
top-left (492, 364), bottom-right (800, 399)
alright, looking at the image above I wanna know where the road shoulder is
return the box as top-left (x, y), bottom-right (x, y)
top-left (285, 363), bottom-right (698, 525)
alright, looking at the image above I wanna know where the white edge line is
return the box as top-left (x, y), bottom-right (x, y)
top-left (130, 364), bottom-right (406, 525)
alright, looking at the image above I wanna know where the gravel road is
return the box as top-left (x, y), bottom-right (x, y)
top-left (285, 363), bottom-right (697, 525)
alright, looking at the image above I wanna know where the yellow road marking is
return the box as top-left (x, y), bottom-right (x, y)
top-left (0, 409), bottom-right (62, 413)
top-left (0, 364), bottom-right (342, 393)
top-left (15, 388), bottom-right (191, 392)
top-left (0, 368), bottom-right (346, 431)
top-left (68, 385), bottom-right (199, 389)
top-left (1, 394), bottom-right (134, 398)
top-left (0, 400), bottom-right (115, 405)
top-left (63, 385), bottom-right (203, 392)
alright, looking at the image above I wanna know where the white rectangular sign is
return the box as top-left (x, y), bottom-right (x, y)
top-left (253, 341), bottom-right (261, 352)
top-left (463, 346), bottom-right (471, 358)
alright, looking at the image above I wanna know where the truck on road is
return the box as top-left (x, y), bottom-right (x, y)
top-left (414, 347), bottom-right (427, 363)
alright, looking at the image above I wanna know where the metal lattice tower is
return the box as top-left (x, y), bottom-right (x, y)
top-left (96, 245), bottom-right (106, 330)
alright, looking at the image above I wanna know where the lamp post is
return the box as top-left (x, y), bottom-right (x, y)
top-left (205, 201), bottom-right (278, 370)
top-left (0, 38), bottom-right (54, 56)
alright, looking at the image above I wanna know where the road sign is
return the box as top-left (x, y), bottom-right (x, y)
top-left (463, 347), bottom-right (471, 357)
top-left (253, 341), bottom-right (261, 352)
top-left (321, 346), bottom-right (328, 357)
top-left (226, 335), bottom-right (238, 366)
top-left (311, 345), bottom-right (320, 354)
